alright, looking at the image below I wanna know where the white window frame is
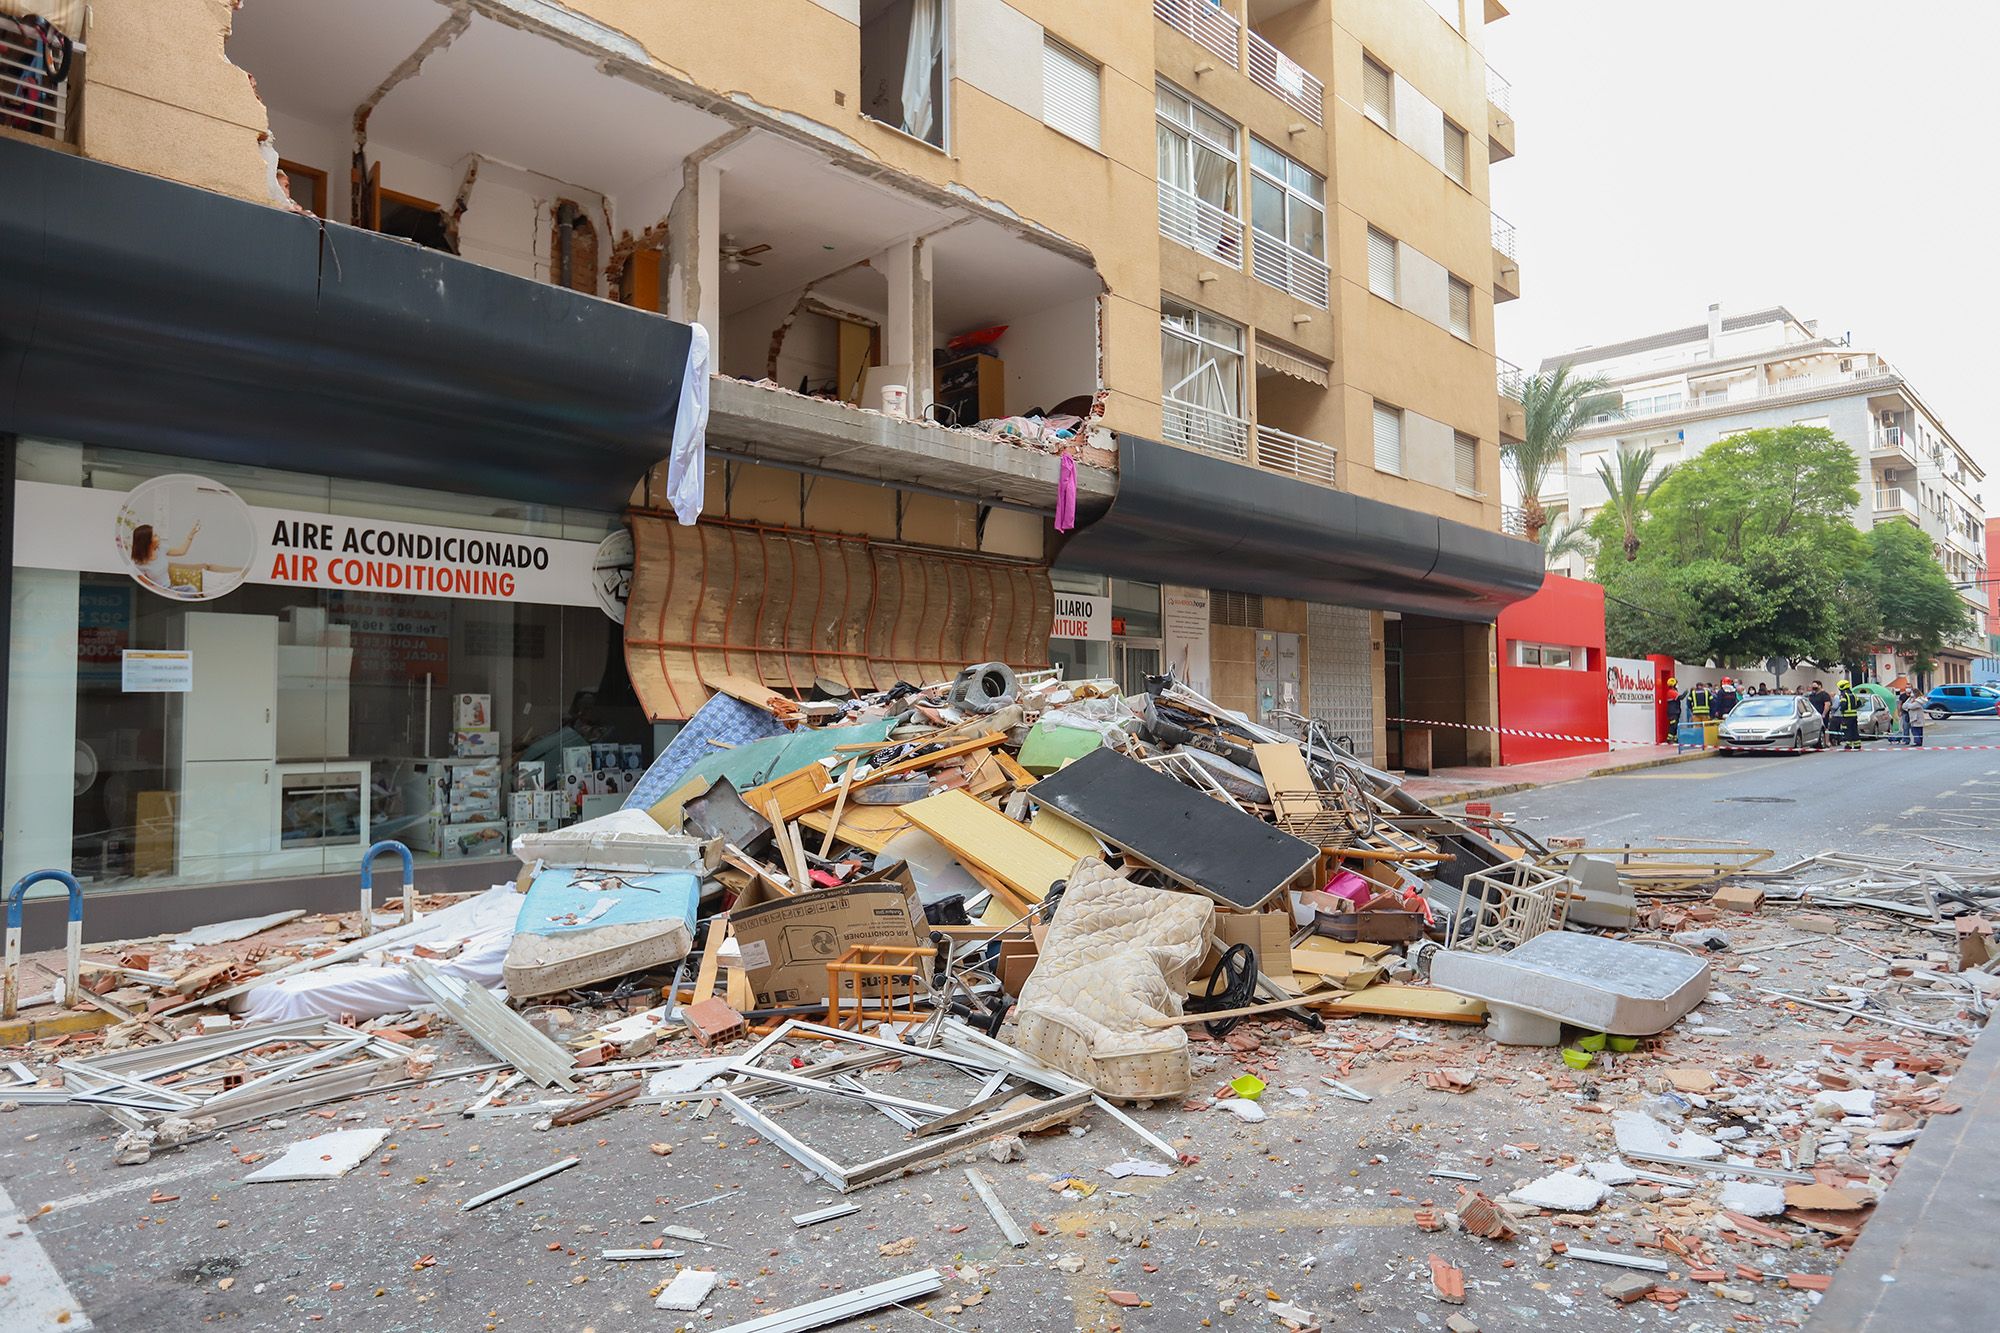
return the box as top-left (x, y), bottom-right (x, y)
top-left (858, 0), bottom-right (951, 151)
top-left (1367, 226), bottom-right (1399, 302)
top-left (1156, 81), bottom-right (1240, 214)
top-left (1041, 36), bottom-right (1101, 150)
top-left (1448, 275), bottom-right (1473, 340)
top-left (1516, 641), bottom-right (1579, 670)
top-left (1248, 136), bottom-right (1327, 261)
top-left (1362, 53), bottom-right (1394, 133)
top-left (1161, 299), bottom-right (1246, 414)
top-left (1372, 400), bottom-right (1404, 476)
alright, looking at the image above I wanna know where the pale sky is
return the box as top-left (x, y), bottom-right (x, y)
top-left (1485, 0), bottom-right (2000, 502)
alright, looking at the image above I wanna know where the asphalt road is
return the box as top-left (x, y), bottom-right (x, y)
top-left (4, 720), bottom-right (1998, 1331)
top-left (1477, 715), bottom-right (2000, 866)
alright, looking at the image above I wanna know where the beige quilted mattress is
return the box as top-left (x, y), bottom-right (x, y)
top-left (1012, 857), bottom-right (1216, 1101)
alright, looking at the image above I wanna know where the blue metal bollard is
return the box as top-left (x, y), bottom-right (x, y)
top-left (359, 840), bottom-right (417, 934)
top-left (4, 869), bottom-right (84, 1019)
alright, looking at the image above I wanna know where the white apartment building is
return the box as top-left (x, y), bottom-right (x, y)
top-left (1537, 305), bottom-right (1990, 681)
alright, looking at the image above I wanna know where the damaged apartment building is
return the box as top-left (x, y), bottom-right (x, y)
top-left (0, 0), bottom-right (1537, 943)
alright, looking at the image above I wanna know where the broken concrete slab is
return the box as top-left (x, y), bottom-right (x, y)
top-left (1509, 1171), bottom-right (1609, 1212)
top-left (1717, 1181), bottom-right (1787, 1217)
top-left (243, 1127), bottom-right (392, 1183)
top-left (655, 1267), bottom-right (721, 1311)
top-left (1612, 1109), bottom-right (1725, 1161)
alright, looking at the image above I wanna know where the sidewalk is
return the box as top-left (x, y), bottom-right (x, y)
top-left (1399, 741), bottom-right (1698, 807)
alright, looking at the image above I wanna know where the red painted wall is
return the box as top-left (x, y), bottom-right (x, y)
top-left (1986, 518), bottom-right (1999, 629)
top-left (1497, 574), bottom-right (1608, 765)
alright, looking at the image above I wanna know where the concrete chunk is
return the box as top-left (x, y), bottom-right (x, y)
top-left (1510, 1171), bottom-right (1610, 1212)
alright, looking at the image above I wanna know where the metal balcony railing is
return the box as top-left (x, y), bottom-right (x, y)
top-left (1486, 64), bottom-right (1513, 114)
top-left (1155, 0), bottom-right (1240, 66)
top-left (2, 21), bottom-right (76, 143)
top-left (1874, 489), bottom-right (1916, 516)
top-left (1247, 30), bottom-right (1322, 125)
top-left (1254, 425), bottom-right (1337, 487)
top-left (1163, 395), bottom-right (1249, 462)
top-left (1501, 505), bottom-right (1529, 537)
top-left (1249, 229), bottom-right (1329, 307)
top-left (1496, 357), bottom-right (1525, 399)
top-left (1159, 182), bottom-right (1245, 269)
top-left (1491, 212), bottom-right (1518, 259)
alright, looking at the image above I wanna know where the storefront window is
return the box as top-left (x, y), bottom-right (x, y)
top-left (6, 441), bottom-right (648, 894)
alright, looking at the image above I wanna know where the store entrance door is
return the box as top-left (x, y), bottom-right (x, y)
top-left (1115, 638), bottom-right (1163, 698)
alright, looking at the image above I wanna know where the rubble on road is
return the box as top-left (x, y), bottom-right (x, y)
top-left (4, 662), bottom-right (1996, 1327)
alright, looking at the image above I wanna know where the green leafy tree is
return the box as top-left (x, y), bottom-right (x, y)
top-left (1636, 426), bottom-right (1860, 564)
top-left (1591, 425), bottom-right (1876, 667)
top-left (1505, 364), bottom-right (1622, 543)
top-left (1599, 564), bottom-right (1705, 660)
top-left (1865, 521), bottom-right (1970, 670)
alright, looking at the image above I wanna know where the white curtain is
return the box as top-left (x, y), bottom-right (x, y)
top-left (902, 0), bottom-right (942, 142)
top-left (667, 324), bottom-right (710, 526)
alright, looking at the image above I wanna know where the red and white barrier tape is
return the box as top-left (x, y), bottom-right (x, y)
top-left (1385, 716), bottom-right (2000, 753)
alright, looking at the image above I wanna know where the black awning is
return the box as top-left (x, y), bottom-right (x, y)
top-left (0, 138), bottom-right (691, 511)
top-left (1057, 434), bottom-right (1545, 621)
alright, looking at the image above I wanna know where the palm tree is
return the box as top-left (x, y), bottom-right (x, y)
top-left (1595, 445), bottom-right (1674, 561)
top-left (1538, 511), bottom-right (1595, 569)
top-left (1506, 364), bottom-right (1623, 542)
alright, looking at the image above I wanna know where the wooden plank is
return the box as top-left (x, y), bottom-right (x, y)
top-left (958, 861), bottom-right (1035, 919)
top-left (743, 764), bottom-right (834, 824)
top-left (764, 799), bottom-right (808, 887)
top-left (788, 732), bottom-right (1007, 817)
top-left (1320, 984), bottom-right (1487, 1024)
top-left (797, 803), bottom-right (913, 855)
top-left (816, 761), bottom-right (862, 857)
top-left (1253, 742), bottom-right (1318, 824)
top-left (1030, 806), bottom-right (1099, 861)
top-left (690, 916), bottom-right (729, 1004)
top-left (1143, 992), bottom-right (1340, 1027)
top-left (706, 674), bottom-right (799, 719)
top-left (902, 789), bottom-right (1080, 906)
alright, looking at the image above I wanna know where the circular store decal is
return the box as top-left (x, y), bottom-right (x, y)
top-left (591, 527), bottom-right (634, 624)
top-left (114, 474), bottom-right (258, 601)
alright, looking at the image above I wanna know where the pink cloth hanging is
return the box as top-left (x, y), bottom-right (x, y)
top-left (1055, 451), bottom-right (1078, 533)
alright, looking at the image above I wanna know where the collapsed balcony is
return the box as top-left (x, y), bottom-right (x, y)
top-left (228, 0), bottom-right (1110, 513)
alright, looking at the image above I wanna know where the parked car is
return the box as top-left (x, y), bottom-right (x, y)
top-left (1716, 695), bottom-right (1825, 751)
top-left (1855, 694), bottom-right (1895, 738)
top-left (1925, 684), bottom-right (2000, 720)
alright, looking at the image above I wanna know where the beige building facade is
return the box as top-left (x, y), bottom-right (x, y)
top-left (0, 0), bottom-right (1540, 933)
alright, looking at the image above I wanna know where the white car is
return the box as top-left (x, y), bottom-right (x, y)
top-left (1716, 695), bottom-right (1826, 751)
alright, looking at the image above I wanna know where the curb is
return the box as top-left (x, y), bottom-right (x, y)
top-left (1413, 747), bottom-right (1710, 808)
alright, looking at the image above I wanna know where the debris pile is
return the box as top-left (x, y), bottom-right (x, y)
top-left (3, 662), bottom-right (1994, 1327)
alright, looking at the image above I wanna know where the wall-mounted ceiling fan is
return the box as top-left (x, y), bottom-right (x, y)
top-left (721, 234), bottom-right (771, 272)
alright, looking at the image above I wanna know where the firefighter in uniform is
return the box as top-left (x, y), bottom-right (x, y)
top-left (1688, 680), bottom-right (1714, 724)
top-left (1663, 676), bottom-right (1682, 741)
top-left (1836, 679), bottom-right (1861, 749)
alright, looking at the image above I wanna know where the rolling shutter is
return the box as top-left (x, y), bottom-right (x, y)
top-left (1443, 121), bottom-right (1468, 184)
top-left (1449, 276), bottom-right (1472, 338)
top-left (1372, 402), bottom-right (1403, 475)
top-left (1454, 432), bottom-right (1478, 491)
top-left (1362, 56), bottom-right (1392, 129)
top-left (1367, 227), bottom-right (1398, 300)
top-left (1043, 38), bottom-right (1101, 149)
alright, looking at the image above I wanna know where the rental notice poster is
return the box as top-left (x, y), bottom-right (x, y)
top-left (1161, 585), bottom-right (1211, 695)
